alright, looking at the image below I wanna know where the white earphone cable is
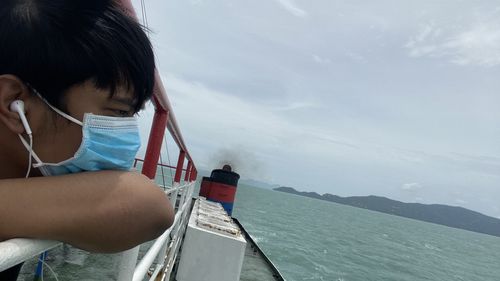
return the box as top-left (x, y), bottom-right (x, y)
top-left (25, 134), bottom-right (33, 178)
top-left (38, 255), bottom-right (61, 281)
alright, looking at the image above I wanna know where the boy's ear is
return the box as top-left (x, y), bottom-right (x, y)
top-left (0, 75), bottom-right (31, 134)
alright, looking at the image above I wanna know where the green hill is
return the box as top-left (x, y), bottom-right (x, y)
top-left (274, 186), bottom-right (500, 237)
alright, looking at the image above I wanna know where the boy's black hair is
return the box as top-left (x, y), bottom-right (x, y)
top-left (0, 0), bottom-right (155, 112)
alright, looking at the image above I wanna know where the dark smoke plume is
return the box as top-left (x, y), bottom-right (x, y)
top-left (209, 147), bottom-right (265, 179)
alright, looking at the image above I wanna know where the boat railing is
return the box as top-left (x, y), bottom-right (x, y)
top-left (0, 112), bottom-right (197, 276)
top-left (117, 180), bottom-right (196, 281)
top-left (0, 240), bottom-right (60, 272)
top-left (112, 2), bottom-right (200, 280)
top-left (0, 175), bottom-right (196, 278)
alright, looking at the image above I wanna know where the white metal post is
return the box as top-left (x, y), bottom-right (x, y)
top-left (116, 246), bottom-right (140, 281)
top-left (170, 189), bottom-right (179, 210)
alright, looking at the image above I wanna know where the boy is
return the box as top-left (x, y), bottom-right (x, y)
top-left (0, 0), bottom-right (174, 279)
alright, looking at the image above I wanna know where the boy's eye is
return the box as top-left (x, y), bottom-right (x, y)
top-left (109, 109), bottom-right (132, 117)
top-left (118, 110), bottom-right (129, 116)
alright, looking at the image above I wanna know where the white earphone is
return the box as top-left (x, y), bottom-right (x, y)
top-left (10, 100), bottom-right (32, 135)
top-left (10, 100), bottom-right (34, 178)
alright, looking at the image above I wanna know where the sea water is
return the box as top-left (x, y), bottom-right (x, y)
top-left (233, 185), bottom-right (500, 281)
top-left (18, 184), bottom-right (500, 281)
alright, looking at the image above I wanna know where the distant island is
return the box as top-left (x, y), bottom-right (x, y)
top-left (274, 186), bottom-right (500, 237)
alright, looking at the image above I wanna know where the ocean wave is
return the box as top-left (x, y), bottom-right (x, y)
top-left (424, 243), bottom-right (442, 252)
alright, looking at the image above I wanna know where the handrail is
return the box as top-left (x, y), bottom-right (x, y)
top-left (0, 182), bottom-right (195, 275)
top-left (0, 240), bottom-right (60, 272)
top-left (134, 158), bottom-right (189, 172)
top-left (152, 75), bottom-right (193, 164)
top-left (164, 183), bottom-right (192, 195)
top-left (132, 182), bottom-right (193, 281)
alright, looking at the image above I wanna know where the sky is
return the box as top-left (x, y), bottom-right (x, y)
top-left (131, 0), bottom-right (500, 218)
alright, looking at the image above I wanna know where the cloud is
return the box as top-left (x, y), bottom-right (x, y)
top-left (401, 183), bottom-right (422, 191)
top-left (274, 0), bottom-right (307, 18)
top-left (273, 101), bottom-right (320, 111)
top-left (390, 148), bottom-right (500, 178)
top-left (312, 54), bottom-right (331, 65)
top-left (345, 51), bottom-right (366, 63)
top-left (158, 74), bottom-right (298, 165)
top-left (406, 20), bottom-right (500, 66)
top-left (130, 0), bottom-right (500, 217)
top-left (162, 73), bottom-right (290, 140)
top-left (157, 74), bottom-right (362, 175)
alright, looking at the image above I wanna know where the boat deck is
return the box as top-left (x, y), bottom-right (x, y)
top-left (234, 219), bottom-right (285, 281)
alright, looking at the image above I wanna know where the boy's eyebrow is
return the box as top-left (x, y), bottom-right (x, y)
top-left (111, 97), bottom-right (137, 107)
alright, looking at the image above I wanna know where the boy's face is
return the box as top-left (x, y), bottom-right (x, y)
top-left (32, 80), bottom-right (140, 166)
top-left (0, 76), bottom-right (141, 177)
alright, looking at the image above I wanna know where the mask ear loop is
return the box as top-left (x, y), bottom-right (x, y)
top-left (25, 135), bottom-right (32, 178)
top-left (21, 85), bottom-right (82, 176)
top-left (29, 87), bottom-right (83, 126)
top-left (18, 134), bottom-right (44, 171)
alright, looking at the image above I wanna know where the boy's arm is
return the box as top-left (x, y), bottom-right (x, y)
top-left (0, 171), bottom-right (174, 253)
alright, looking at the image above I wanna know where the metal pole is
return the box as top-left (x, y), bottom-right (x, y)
top-left (190, 167), bottom-right (197, 182)
top-left (33, 252), bottom-right (47, 281)
top-left (191, 169), bottom-right (198, 182)
top-left (116, 246), bottom-right (140, 281)
top-left (184, 161), bottom-right (192, 182)
top-left (187, 166), bottom-right (193, 182)
top-left (142, 105), bottom-right (169, 179)
top-left (174, 151), bottom-right (186, 184)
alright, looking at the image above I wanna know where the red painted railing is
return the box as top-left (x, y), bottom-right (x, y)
top-left (118, 0), bottom-right (197, 185)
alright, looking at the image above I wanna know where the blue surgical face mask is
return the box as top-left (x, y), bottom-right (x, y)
top-left (19, 90), bottom-right (141, 176)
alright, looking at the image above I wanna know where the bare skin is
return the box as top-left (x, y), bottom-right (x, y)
top-left (0, 75), bottom-right (174, 253)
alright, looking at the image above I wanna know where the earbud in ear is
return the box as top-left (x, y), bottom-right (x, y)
top-left (10, 100), bottom-right (32, 135)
